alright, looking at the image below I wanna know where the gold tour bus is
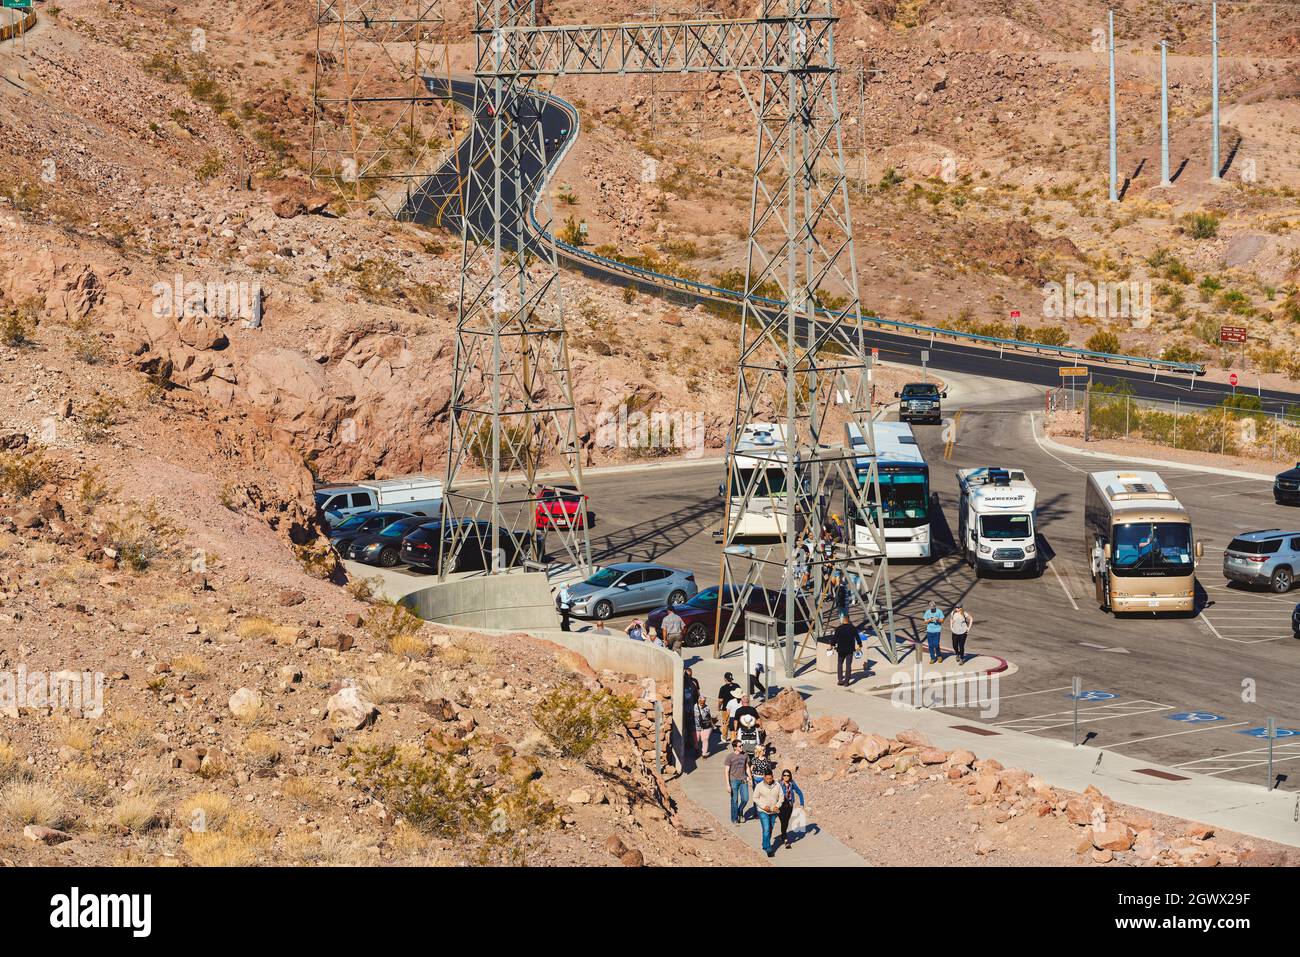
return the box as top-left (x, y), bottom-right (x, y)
top-left (1084, 470), bottom-right (1203, 615)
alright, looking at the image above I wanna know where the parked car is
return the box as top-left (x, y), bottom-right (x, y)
top-left (645, 585), bottom-right (810, 648)
top-left (1293, 601), bottom-right (1300, 640)
top-left (554, 562), bottom-right (696, 620)
top-left (1275, 463), bottom-right (1300, 505)
top-left (314, 477), bottom-right (443, 527)
top-left (535, 485), bottom-right (595, 530)
top-left (328, 510), bottom-right (413, 553)
top-left (895, 382), bottom-right (946, 425)
top-left (1223, 529), bottom-right (1300, 593)
top-left (344, 516), bottom-right (433, 568)
top-left (399, 519), bottom-right (527, 573)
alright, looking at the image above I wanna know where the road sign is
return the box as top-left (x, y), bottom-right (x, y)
top-left (1219, 325), bottom-right (1247, 343)
top-left (871, 347), bottom-right (879, 359)
top-left (1010, 310), bottom-right (1021, 319)
top-left (1059, 367), bottom-right (1088, 377)
top-left (1229, 372), bottom-right (1238, 387)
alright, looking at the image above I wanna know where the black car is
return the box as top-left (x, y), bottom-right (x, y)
top-left (400, 519), bottom-right (528, 574)
top-left (1275, 463), bottom-right (1300, 505)
top-left (1293, 601), bottom-right (1300, 639)
top-left (328, 510), bottom-right (412, 553)
top-left (895, 382), bottom-right (947, 424)
top-left (344, 516), bottom-right (431, 568)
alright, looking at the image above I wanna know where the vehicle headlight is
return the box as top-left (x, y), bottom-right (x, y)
top-left (1025, 543), bottom-right (1036, 554)
top-left (978, 544), bottom-right (990, 554)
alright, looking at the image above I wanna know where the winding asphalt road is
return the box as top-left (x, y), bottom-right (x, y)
top-left (405, 76), bottom-right (1300, 415)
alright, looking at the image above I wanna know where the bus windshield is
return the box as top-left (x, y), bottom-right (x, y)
top-left (736, 467), bottom-right (787, 498)
top-left (980, 514), bottom-right (1033, 540)
top-left (1111, 521), bottom-right (1193, 576)
top-left (861, 469), bottom-right (929, 527)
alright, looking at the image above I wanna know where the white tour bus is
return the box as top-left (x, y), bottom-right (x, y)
top-left (845, 420), bottom-right (932, 559)
top-left (725, 422), bottom-right (791, 541)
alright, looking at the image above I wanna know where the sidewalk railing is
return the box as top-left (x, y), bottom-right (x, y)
top-left (1084, 386), bottom-right (1300, 463)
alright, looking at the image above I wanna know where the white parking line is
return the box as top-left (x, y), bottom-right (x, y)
top-left (1102, 721), bottom-right (1249, 749)
top-left (1176, 743), bottom-right (1300, 775)
top-left (994, 699), bottom-right (1173, 733)
top-left (1048, 562), bottom-right (1079, 611)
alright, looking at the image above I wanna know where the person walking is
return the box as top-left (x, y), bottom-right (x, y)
top-left (750, 743), bottom-right (776, 791)
top-left (559, 601), bottom-right (572, 632)
top-left (832, 612), bottom-right (859, 686)
top-left (923, 601), bottom-right (945, 664)
top-left (748, 660), bottom-right (766, 699)
top-left (682, 667), bottom-right (699, 755)
top-left (660, 606), bottom-right (685, 652)
top-left (693, 696), bottom-right (714, 757)
top-left (725, 688), bottom-right (744, 742)
top-left (723, 739), bottom-right (750, 825)
top-left (752, 769), bottom-right (785, 857)
top-left (717, 672), bottom-right (740, 717)
top-left (776, 769), bottom-right (806, 849)
top-left (950, 604), bottom-right (973, 665)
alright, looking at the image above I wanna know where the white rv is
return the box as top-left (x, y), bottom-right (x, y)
top-left (725, 422), bottom-right (792, 541)
top-left (956, 467), bottom-right (1041, 576)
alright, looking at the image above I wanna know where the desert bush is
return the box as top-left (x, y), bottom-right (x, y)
top-left (0, 450), bottom-right (53, 499)
top-left (1183, 211), bottom-right (1221, 240)
top-left (60, 763), bottom-right (108, 802)
top-left (76, 467), bottom-right (114, 513)
top-left (1084, 328), bottom-right (1122, 354)
top-left (182, 810), bottom-right (274, 866)
top-left (104, 501), bottom-right (183, 571)
top-left (178, 793), bottom-right (232, 833)
top-left (0, 307), bottom-right (36, 347)
top-left (532, 683), bottom-right (633, 759)
top-left (294, 541), bottom-right (338, 580)
top-left (241, 732), bottom-right (282, 768)
top-left (0, 781), bottom-right (66, 828)
top-left (78, 394), bottom-right (120, 443)
top-left (109, 795), bottom-right (161, 832)
top-left (0, 742), bottom-right (23, 783)
top-left (366, 601), bottom-right (427, 657)
top-left (346, 744), bottom-right (495, 835)
top-left (1031, 325), bottom-right (1071, 346)
top-left (345, 575), bottom-right (381, 602)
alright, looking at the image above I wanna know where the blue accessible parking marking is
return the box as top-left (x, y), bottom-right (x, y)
top-left (1237, 726), bottom-right (1300, 738)
top-left (1167, 712), bottom-right (1224, 723)
top-left (1067, 690), bottom-right (1116, 701)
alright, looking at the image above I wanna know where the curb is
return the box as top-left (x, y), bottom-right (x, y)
top-left (1030, 412), bottom-right (1275, 482)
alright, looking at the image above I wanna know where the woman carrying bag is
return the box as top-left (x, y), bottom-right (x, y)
top-left (777, 768), bottom-right (806, 850)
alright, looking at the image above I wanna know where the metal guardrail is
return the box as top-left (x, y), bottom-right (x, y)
top-left (479, 86), bottom-right (1208, 379)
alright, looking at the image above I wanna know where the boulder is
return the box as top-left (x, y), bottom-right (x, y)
top-left (228, 687), bottom-right (263, 721)
top-left (947, 749), bottom-right (976, 767)
top-left (857, 733), bottom-right (890, 762)
top-left (325, 684), bottom-right (378, 731)
top-left (24, 825), bottom-right (73, 845)
top-left (895, 728), bottom-right (931, 748)
top-left (1091, 825), bottom-right (1134, 852)
top-left (919, 748), bottom-right (948, 765)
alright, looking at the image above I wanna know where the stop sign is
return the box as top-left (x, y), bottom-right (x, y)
top-left (1229, 373), bottom-right (1238, 387)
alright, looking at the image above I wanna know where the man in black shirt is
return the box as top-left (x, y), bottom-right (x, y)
top-left (833, 612), bottom-right (860, 686)
top-left (717, 672), bottom-right (740, 717)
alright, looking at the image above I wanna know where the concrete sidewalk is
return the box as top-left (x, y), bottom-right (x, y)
top-left (686, 651), bottom-right (1300, 849)
top-left (677, 742), bottom-right (866, 867)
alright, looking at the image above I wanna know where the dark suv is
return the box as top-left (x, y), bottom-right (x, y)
top-left (1275, 463), bottom-right (1300, 505)
top-left (1223, 530), bottom-right (1300, 593)
top-left (895, 382), bottom-right (946, 424)
top-left (400, 520), bottom-right (528, 574)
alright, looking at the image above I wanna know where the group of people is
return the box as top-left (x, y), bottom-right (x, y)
top-left (557, 603), bottom-right (688, 653)
top-left (723, 740), bottom-right (807, 857)
top-left (921, 601), bottom-right (974, 664)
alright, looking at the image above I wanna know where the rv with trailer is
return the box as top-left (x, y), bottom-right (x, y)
top-left (956, 467), bottom-right (1041, 576)
top-left (1084, 470), bottom-right (1202, 615)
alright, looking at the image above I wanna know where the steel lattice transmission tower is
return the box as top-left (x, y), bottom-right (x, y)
top-left (310, 0), bottom-right (452, 215)
top-left (716, 0), bottom-right (898, 673)
top-left (437, 0), bottom-right (594, 579)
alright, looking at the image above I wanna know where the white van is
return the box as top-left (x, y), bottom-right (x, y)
top-left (956, 466), bottom-right (1040, 576)
top-left (315, 476), bottom-right (444, 527)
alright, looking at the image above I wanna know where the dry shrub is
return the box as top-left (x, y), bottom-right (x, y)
top-left (105, 500), bottom-right (183, 571)
top-left (0, 741), bottom-right (24, 783)
top-left (281, 775), bottom-right (325, 808)
top-left (241, 732), bottom-right (282, 768)
top-left (110, 794), bottom-right (161, 832)
top-left (365, 602), bottom-right (428, 657)
top-left (169, 654), bottom-right (209, 678)
top-left (178, 792), bottom-right (232, 833)
top-left (58, 724), bottom-right (95, 753)
top-left (61, 763), bottom-right (109, 803)
top-left (0, 450), bottom-right (53, 499)
top-left (235, 616), bottom-right (301, 644)
top-left (346, 576), bottom-right (382, 602)
top-left (182, 810), bottom-right (274, 866)
top-left (346, 743), bottom-right (495, 836)
top-left (0, 781), bottom-right (66, 828)
top-left (532, 684), bottom-right (633, 759)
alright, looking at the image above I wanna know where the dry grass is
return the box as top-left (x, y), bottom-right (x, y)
top-left (169, 653), bottom-right (209, 678)
top-left (182, 810), bottom-right (274, 866)
top-left (389, 631), bottom-right (429, 658)
top-left (0, 781), bottom-right (66, 828)
top-left (178, 792), bottom-right (232, 833)
top-left (361, 661), bottom-right (416, 705)
top-left (241, 732), bottom-right (282, 768)
top-left (235, 616), bottom-right (302, 645)
top-left (281, 827), bottom-right (374, 866)
top-left (281, 775), bottom-right (326, 808)
top-left (441, 634), bottom-right (495, 668)
top-left (0, 741), bottom-right (22, 783)
top-left (109, 794), bottom-right (161, 832)
top-left (58, 723), bottom-right (95, 753)
top-left (60, 763), bottom-right (109, 802)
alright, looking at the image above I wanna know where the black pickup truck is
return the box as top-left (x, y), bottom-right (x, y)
top-left (895, 382), bottom-right (947, 424)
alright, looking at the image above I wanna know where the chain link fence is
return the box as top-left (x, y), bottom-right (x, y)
top-left (1084, 386), bottom-right (1300, 463)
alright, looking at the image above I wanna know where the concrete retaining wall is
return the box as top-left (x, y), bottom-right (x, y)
top-left (0, 9), bottom-right (36, 43)
top-left (400, 571), bottom-right (559, 630)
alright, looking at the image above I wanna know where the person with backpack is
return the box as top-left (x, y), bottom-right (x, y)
top-left (776, 768), bottom-right (806, 850)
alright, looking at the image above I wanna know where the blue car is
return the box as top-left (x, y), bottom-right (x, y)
top-left (328, 510), bottom-right (413, 553)
top-left (556, 562), bottom-right (698, 620)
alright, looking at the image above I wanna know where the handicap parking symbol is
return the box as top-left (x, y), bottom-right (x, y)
top-left (1238, 726), bottom-right (1300, 739)
top-left (1069, 690), bottom-right (1116, 702)
top-left (1168, 711), bottom-right (1224, 723)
